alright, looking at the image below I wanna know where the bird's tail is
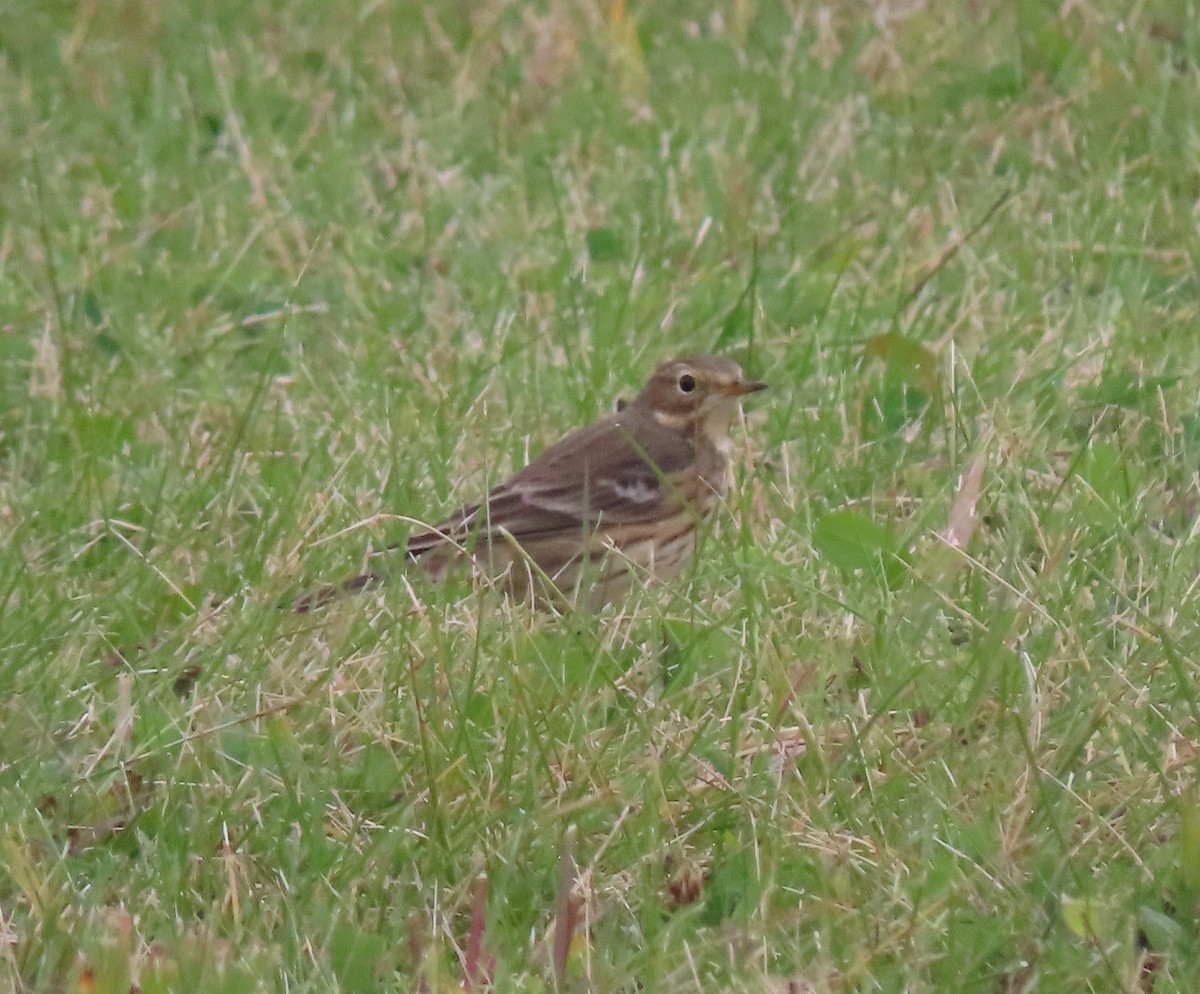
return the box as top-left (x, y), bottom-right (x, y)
top-left (291, 521), bottom-right (466, 614)
top-left (291, 568), bottom-right (388, 614)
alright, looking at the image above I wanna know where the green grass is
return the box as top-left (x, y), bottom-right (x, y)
top-left (4, 0), bottom-right (1200, 990)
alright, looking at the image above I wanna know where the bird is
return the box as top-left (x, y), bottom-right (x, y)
top-left (293, 355), bottom-right (766, 613)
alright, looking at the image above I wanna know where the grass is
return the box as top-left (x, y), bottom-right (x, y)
top-left (3, 0), bottom-right (1200, 990)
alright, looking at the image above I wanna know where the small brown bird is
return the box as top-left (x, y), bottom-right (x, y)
top-left (294, 355), bottom-right (766, 613)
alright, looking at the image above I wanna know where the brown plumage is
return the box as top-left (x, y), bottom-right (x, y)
top-left (294, 355), bottom-right (766, 613)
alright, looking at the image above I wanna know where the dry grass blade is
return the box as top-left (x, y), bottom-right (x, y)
top-left (552, 824), bottom-right (582, 990)
top-left (464, 871), bottom-right (492, 990)
top-left (903, 188), bottom-right (1015, 308)
top-left (941, 447), bottom-right (989, 552)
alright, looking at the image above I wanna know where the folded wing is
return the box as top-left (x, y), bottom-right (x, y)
top-left (406, 412), bottom-right (696, 556)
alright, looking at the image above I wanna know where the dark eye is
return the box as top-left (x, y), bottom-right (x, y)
top-left (678, 373), bottom-right (696, 393)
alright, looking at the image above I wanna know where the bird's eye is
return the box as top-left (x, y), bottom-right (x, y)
top-left (678, 373), bottom-right (696, 393)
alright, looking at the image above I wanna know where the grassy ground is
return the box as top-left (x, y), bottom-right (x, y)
top-left (3, 1), bottom-right (1200, 990)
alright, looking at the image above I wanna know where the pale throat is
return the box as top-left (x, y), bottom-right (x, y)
top-left (652, 401), bottom-right (738, 453)
top-left (699, 401), bottom-right (738, 454)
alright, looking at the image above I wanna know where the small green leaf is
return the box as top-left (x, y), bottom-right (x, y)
top-left (74, 411), bottom-right (135, 456)
top-left (585, 227), bottom-right (622, 262)
top-left (349, 743), bottom-right (399, 799)
top-left (813, 509), bottom-right (908, 585)
top-left (1181, 412), bottom-right (1200, 443)
top-left (862, 381), bottom-right (930, 438)
top-left (1138, 905), bottom-right (1187, 952)
top-left (980, 62), bottom-right (1024, 99)
top-left (1060, 894), bottom-right (1103, 941)
top-left (462, 690), bottom-right (492, 726)
top-left (1077, 441), bottom-right (1129, 514)
top-left (1026, 21), bottom-right (1074, 79)
top-left (863, 332), bottom-right (939, 392)
top-left (911, 847), bottom-right (962, 904)
top-left (813, 509), bottom-right (891, 571)
top-left (94, 332), bottom-right (122, 357)
top-left (701, 848), bottom-right (757, 925)
top-left (329, 922), bottom-right (389, 994)
top-left (1084, 369), bottom-right (1180, 408)
top-left (266, 716), bottom-right (305, 769)
top-left (658, 620), bottom-right (734, 691)
top-left (815, 235), bottom-right (862, 272)
top-left (216, 726), bottom-right (256, 766)
top-left (940, 63), bottom-right (1025, 111)
top-left (82, 290), bottom-right (104, 325)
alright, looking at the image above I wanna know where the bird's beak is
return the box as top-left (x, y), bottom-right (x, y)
top-left (724, 379), bottom-right (768, 397)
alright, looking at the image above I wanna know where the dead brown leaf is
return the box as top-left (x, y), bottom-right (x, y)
top-left (941, 448), bottom-right (988, 551)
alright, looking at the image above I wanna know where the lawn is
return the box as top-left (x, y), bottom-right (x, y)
top-left (3, 1), bottom-right (1200, 991)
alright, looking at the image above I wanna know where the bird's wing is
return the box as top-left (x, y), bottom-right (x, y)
top-left (407, 413), bottom-right (695, 554)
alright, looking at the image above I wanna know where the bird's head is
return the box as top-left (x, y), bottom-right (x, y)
top-left (633, 355), bottom-right (767, 443)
